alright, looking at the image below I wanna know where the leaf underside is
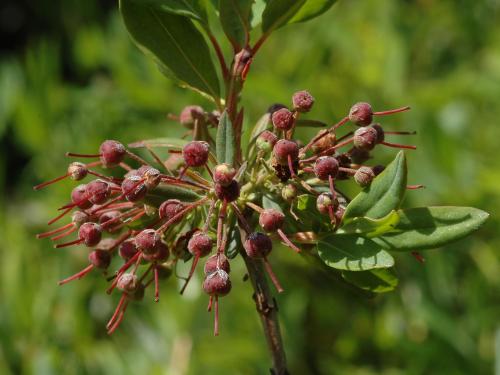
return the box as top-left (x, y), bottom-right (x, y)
top-left (342, 268), bottom-right (398, 293)
top-left (289, 0), bottom-right (338, 24)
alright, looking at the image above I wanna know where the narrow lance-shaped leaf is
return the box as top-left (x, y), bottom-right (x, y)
top-left (219, 0), bottom-right (254, 49)
top-left (261, 0), bottom-right (306, 33)
top-left (289, 0), bottom-right (338, 24)
top-left (344, 151), bottom-right (407, 221)
top-left (120, 0), bottom-right (220, 99)
top-left (373, 206), bottom-right (489, 251)
top-left (145, 185), bottom-right (202, 207)
top-left (249, 112), bottom-right (271, 141)
top-left (341, 268), bottom-right (399, 294)
top-left (216, 110), bottom-right (235, 165)
top-left (317, 234), bottom-right (395, 271)
top-left (247, 112), bottom-right (270, 155)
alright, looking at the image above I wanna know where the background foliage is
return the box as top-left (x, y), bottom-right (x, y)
top-left (1, 0), bottom-right (499, 374)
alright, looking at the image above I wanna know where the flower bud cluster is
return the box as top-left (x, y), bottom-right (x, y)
top-left (35, 90), bottom-right (414, 336)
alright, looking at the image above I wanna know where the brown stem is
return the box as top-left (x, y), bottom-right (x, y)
top-left (239, 229), bottom-right (288, 375)
top-left (243, 254), bottom-right (288, 374)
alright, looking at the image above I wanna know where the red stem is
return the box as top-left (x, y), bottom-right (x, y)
top-left (51, 226), bottom-right (77, 241)
top-left (88, 170), bottom-right (121, 183)
top-left (156, 197), bottom-right (209, 234)
top-left (327, 205), bottom-right (336, 224)
top-left (154, 267), bottom-right (160, 302)
top-left (380, 141), bottom-right (416, 150)
top-left (107, 293), bottom-right (127, 330)
top-left (180, 255), bottom-right (199, 295)
top-left (214, 296), bottom-right (219, 336)
top-left (37, 222), bottom-right (74, 239)
top-left (373, 106), bottom-right (410, 116)
top-left (207, 295), bottom-right (213, 312)
top-left (33, 173), bottom-right (69, 190)
top-left (277, 229), bottom-right (300, 253)
top-left (320, 137), bottom-right (354, 156)
top-left (107, 251), bottom-right (142, 294)
top-left (301, 116), bottom-right (349, 155)
top-left (66, 152), bottom-right (100, 158)
top-left (329, 175), bottom-right (335, 196)
top-left (125, 150), bottom-right (148, 165)
top-left (287, 155), bottom-right (297, 179)
top-left (107, 300), bottom-right (129, 335)
top-left (407, 184), bottom-right (425, 190)
top-left (58, 264), bottom-right (94, 285)
top-left (385, 130), bottom-right (416, 135)
top-left (216, 201), bottom-right (228, 254)
top-left (54, 238), bottom-right (82, 248)
top-left (48, 206), bottom-right (73, 225)
top-left (203, 199), bottom-right (217, 232)
top-left (208, 32), bottom-right (229, 81)
top-left (263, 258), bottom-right (284, 294)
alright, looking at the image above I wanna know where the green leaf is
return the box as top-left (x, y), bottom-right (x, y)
top-left (145, 185), bottom-right (202, 207)
top-left (293, 194), bottom-right (322, 230)
top-left (247, 112), bottom-right (271, 158)
top-left (249, 113), bottom-right (271, 141)
top-left (374, 206), bottom-right (489, 251)
top-left (216, 110), bottom-right (235, 165)
top-left (261, 0), bottom-right (306, 33)
top-left (120, 0), bottom-right (220, 99)
top-left (219, 0), bottom-right (253, 49)
top-left (251, 0), bottom-right (267, 27)
top-left (295, 194), bottom-right (314, 211)
top-left (341, 268), bottom-right (399, 293)
top-left (337, 210), bottom-right (400, 238)
top-left (128, 137), bottom-right (188, 149)
top-left (317, 235), bottom-right (395, 271)
top-left (225, 218), bottom-right (241, 259)
top-left (262, 194), bottom-right (283, 212)
top-left (261, 0), bottom-right (337, 32)
top-left (289, 0), bottom-right (337, 24)
top-left (344, 151), bottom-right (407, 221)
top-left (147, 0), bottom-right (210, 25)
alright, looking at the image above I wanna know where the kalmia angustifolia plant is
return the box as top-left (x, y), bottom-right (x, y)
top-left (34, 2), bottom-right (488, 374)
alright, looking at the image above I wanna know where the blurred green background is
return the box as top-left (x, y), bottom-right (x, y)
top-left (1, 0), bottom-right (499, 374)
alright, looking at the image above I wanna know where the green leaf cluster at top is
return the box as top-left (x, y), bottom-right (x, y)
top-left (119, 0), bottom-right (339, 101)
top-left (313, 151), bottom-right (488, 293)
